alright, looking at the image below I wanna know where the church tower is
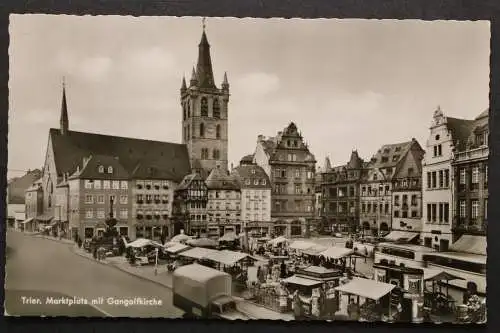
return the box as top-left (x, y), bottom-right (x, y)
top-left (181, 20), bottom-right (230, 178)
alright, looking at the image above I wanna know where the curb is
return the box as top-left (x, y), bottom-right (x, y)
top-left (70, 246), bottom-right (174, 290)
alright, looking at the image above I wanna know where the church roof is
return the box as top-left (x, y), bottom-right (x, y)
top-left (195, 30), bottom-right (217, 89)
top-left (49, 129), bottom-right (191, 182)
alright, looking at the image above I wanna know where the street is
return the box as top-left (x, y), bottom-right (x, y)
top-left (5, 231), bottom-right (183, 318)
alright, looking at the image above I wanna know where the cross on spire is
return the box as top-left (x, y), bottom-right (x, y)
top-left (202, 17), bottom-right (206, 31)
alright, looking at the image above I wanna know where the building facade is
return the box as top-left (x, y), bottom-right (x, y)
top-left (320, 151), bottom-right (364, 234)
top-left (253, 122), bottom-right (316, 237)
top-left (390, 141), bottom-right (425, 235)
top-left (421, 107), bottom-right (473, 251)
top-left (232, 164), bottom-right (272, 236)
top-left (181, 28), bottom-right (230, 177)
top-left (451, 109), bottom-right (489, 240)
top-left (25, 179), bottom-right (43, 231)
top-left (205, 166), bottom-right (242, 237)
top-left (359, 139), bottom-right (422, 237)
top-left (172, 173), bottom-right (208, 236)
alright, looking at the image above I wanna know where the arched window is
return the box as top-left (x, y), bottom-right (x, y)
top-left (212, 149), bottom-right (220, 160)
top-left (213, 99), bottom-right (220, 118)
top-left (98, 165), bottom-right (104, 173)
top-left (216, 124), bottom-right (221, 139)
top-left (201, 148), bottom-right (208, 159)
top-left (200, 123), bottom-right (205, 137)
top-left (187, 101), bottom-right (191, 118)
top-left (201, 97), bottom-right (208, 117)
top-left (108, 166), bottom-right (114, 174)
top-left (183, 104), bottom-right (186, 120)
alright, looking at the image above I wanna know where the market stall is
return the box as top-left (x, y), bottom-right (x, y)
top-left (206, 250), bottom-right (255, 290)
top-left (422, 268), bottom-right (465, 321)
top-left (170, 233), bottom-right (192, 244)
top-left (268, 236), bottom-right (289, 247)
top-left (218, 232), bottom-right (240, 250)
top-left (334, 277), bottom-right (396, 322)
top-left (179, 247), bottom-right (220, 268)
top-left (186, 237), bottom-right (219, 249)
top-left (125, 238), bottom-right (164, 265)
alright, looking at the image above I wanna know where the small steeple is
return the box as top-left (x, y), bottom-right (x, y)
top-left (222, 71), bottom-right (229, 91)
top-left (190, 66), bottom-right (198, 86)
top-left (324, 156), bottom-right (332, 171)
top-left (181, 75), bottom-right (187, 92)
top-left (60, 77), bottom-right (69, 135)
top-left (196, 18), bottom-right (216, 89)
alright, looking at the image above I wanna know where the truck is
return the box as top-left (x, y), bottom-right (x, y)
top-left (172, 263), bottom-right (249, 320)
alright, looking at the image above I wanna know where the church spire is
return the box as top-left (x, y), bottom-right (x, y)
top-left (60, 77), bottom-right (69, 135)
top-left (196, 18), bottom-right (216, 89)
top-left (181, 75), bottom-right (187, 92)
top-left (190, 66), bottom-right (198, 86)
top-left (222, 71), bottom-right (229, 91)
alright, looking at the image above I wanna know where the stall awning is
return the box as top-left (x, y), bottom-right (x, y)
top-left (180, 247), bottom-right (220, 260)
top-left (383, 231), bottom-right (419, 243)
top-left (334, 277), bottom-right (396, 300)
top-left (165, 243), bottom-right (190, 254)
top-left (126, 238), bottom-right (163, 248)
top-left (449, 235), bottom-right (486, 256)
top-left (302, 244), bottom-right (328, 256)
top-left (423, 268), bottom-right (465, 282)
top-left (319, 246), bottom-right (354, 259)
top-left (206, 250), bottom-right (249, 266)
top-left (219, 232), bottom-right (238, 242)
top-left (36, 214), bottom-right (53, 222)
top-left (283, 275), bottom-right (324, 287)
top-left (268, 236), bottom-right (289, 246)
top-left (21, 217), bottom-right (34, 224)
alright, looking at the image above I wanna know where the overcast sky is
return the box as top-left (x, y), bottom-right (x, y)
top-left (8, 15), bottom-right (489, 179)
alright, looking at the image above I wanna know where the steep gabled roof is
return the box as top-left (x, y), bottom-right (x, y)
top-left (177, 173), bottom-right (206, 191)
top-left (76, 155), bottom-right (130, 180)
top-left (445, 117), bottom-right (475, 151)
top-left (205, 166), bottom-right (240, 190)
top-left (49, 129), bottom-right (190, 182)
top-left (232, 165), bottom-right (271, 189)
top-left (369, 140), bottom-right (414, 169)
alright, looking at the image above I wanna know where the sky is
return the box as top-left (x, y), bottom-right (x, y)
top-left (8, 15), bottom-right (490, 179)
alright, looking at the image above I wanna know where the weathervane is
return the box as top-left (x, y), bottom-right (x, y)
top-left (202, 17), bottom-right (206, 31)
top-left (62, 76), bottom-right (66, 88)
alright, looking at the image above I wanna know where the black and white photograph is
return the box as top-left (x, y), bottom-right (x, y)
top-left (5, 14), bottom-right (489, 323)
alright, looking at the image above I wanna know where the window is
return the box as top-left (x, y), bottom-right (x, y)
top-left (97, 195), bottom-right (105, 204)
top-left (84, 180), bottom-right (93, 189)
top-left (407, 168), bottom-right (414, 175)
top-left (431, 172), bottom-right (436, 188)
top-left (472, 167), bottom-right (479, 183)
top-left (444, 203), bottom-right (449, 222)
top-left (295, 185), bottom-right (301, 194)
top-left (162, 181), bottom-right (169, 189)
top-left (97, 209), bottom-right (105, 219)
top-left (103, 180), bottom-right (110, 189)
top-left (433, 146), bottom-right (437, 157)
top-left (108, 166), bottom-right (113, 174)
top-left (427, 204), bottom-right (431, 222)
top-left (201, 148), bottom-right (209, 159)
top-left (307, 171), bottom-right (313, 179)
top-left (136, 194), bottom-right (143, 204)
top-left (98, 165), bottom-right (104, 173)
top-left (200, 123), bottom-right (205, 137)
top-left (459, 200), bottom-right (466, 218)
top-left (438, 144), bottom-right (442, 156)
top-left (295, 169), bottom-right (300, 178)
top-left (427, 172), bottom-right (431, 189)
top-left (136, 181), bottom-right (144, 189)
top-left (439, 170), bottom-right (443, 188)
top-left (394, 210), bottom-right (400, 218)
top-left (438, 203), bottom-right (444, 222)
top-left (145, 181), bottom-right (152, 190)
top-left (373, 173), bottom-right (378, 181)
top-left (394, 195), bottom-right (400, 206)
top-left (254, 179), bottom-right (259, 185)
top-left (471, 200), bottom-right (479, 219)
top-left (145, 194), bottom-right (152, 204)
top-left (213, 149), bottom-right (220, 159)
top-left (85, 209), bottom-right (93, 219)
top-left (402, 211), bottom-right (408, 218)
top-left (85, 195), bottom-right (93, 204)
top-left (120, 209), bottom-right (128, 219)
top-left (485, 165), bottom-right (488, 184)
top-left (120, 195), bottom-right (128, 204)
top-left (213, 99), bottom-right (220, 118)
top-left (201, 97), bottom-right (208, 117)
top-left (444, 169), bottom-right (450, 188)
top-left (216, 124), bottom-right (221, 139)
top-left (411, 210), bottom-right (418, 218)
top-left (459, 168), bottom-right (466, 184)
top-left (485, 199), bottom-right (488, 219)
top-left (94, 180), bottom-right (102, 189)
top-left (361, 203), bottom-right (366, 213)
top-left (385, 203), bottom-right (389, 214)
top-left (112, 181), bottom-right (120, 190)
top-left (162, 195), bottom-right (169, 203)
top-left (361, 187), bottom-right (366, 196)
top-left (120, 181), bottom-right (128, 189)
top-left (411, 195), bottom-right (417, 206)
top-left (431, 204), bottom-right (437, 222)
top-left (435, 134), bottom-right (440, 141)
top-left (154, 194), bottom-right (161, 203)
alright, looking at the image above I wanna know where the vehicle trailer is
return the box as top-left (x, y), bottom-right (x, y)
top-left (173, 263), bottom-right (248, 320)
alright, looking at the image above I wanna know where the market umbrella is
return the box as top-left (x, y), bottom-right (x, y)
top-left (219, 232), bottom-right (238, 242)
top-left (186, 237), bottom-right (218, 248)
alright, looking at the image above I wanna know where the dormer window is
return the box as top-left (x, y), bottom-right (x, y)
top-left (395, 147), bottom-right (401, 152)
top-left (107, 166), bottom-right (113, 174)
top-left (245, 179), bottom-right (251, 185)
top-left (381, 156), bottom-right (388, 163)
top-left (435, 135), bottom-right (440, 141)
top-left (373, 174), bottom-right (378, 181)
top-left (98, 165), bottom-right (104, 173)
top-left (251, 169), bottom-right (256, 174)
top-left (392, 155), bottom-right (399, 162)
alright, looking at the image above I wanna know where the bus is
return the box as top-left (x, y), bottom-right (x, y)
top-left (374, 242), bottom-right (436, 269)
top-left (422, 252), bottom-right (486, 295)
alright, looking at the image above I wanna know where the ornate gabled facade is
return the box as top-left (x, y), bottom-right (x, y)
top-left (172, 173), bottom-right (208, 236)
top-left (320, 151), bottom-right (365, 235)
top-left (421, 106), bottom-right (474, 251)
top-left (359, 139), bottom-right (421, 238)
top-left (451, 109), bottom-right (489, 239)
top-left (180, 28), bottom-right (230, 178)
top-left (253, 122), bottom-right (316, 237)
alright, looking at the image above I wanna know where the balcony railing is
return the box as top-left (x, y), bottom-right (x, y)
top-left (455, 146), bottom-right (489, 162)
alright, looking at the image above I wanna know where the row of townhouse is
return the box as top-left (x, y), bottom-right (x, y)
top-left (316, 106), bottom-right (488, 253)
